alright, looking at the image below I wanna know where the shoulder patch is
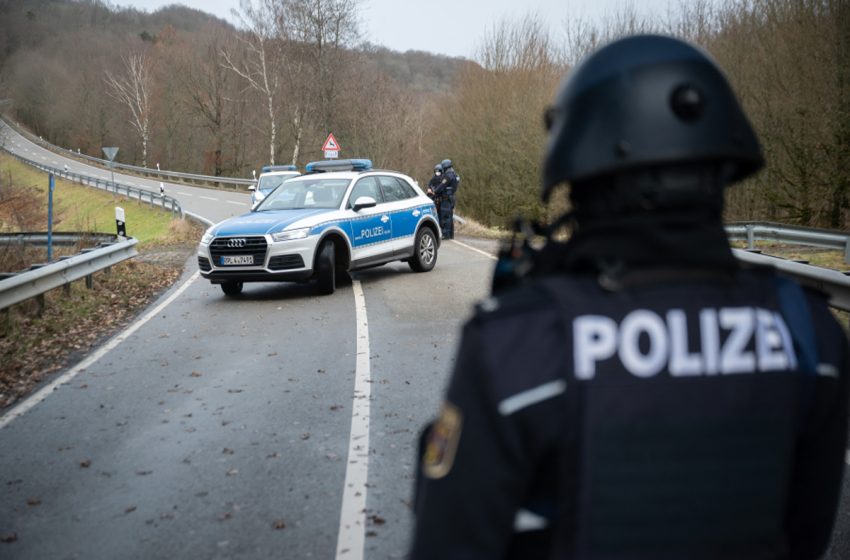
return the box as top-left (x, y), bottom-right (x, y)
top-left (422, 401), bottom-right (463, 479)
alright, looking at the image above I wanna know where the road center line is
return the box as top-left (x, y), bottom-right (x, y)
top-left (336, 280), bottom-right (372, 560)
top-left (0, 272), bottom-right (201, 430)
top-left (199, 195), bottom-right (219, 201)
top-left (451, 238), bottom-right (497, 261)
top-left (225, 200), bottom-right (246, 206)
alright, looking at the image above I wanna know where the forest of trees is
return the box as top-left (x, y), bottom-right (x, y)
top-left (0, 0), bottom-right (846, 230)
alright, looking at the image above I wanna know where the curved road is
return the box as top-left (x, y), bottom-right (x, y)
top-left (1, 124), bottom-right (848, 559)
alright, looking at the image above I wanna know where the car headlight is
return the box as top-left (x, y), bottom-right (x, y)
top-left (272, 228), bottom-right (310, 242)
top-left (200, 229), bottom-right (214, 245)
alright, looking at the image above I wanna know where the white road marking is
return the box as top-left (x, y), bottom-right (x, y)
top-left (225, 200), bottom-right (247, 206)
top-left (0, 272), bottom-right (201, 430)
top-left (199, 196), bottom-right (219, 201)
top-left (451, 238), bottom-right (497, 261)
top-left (179, 192), bottom-right (193, 197)
top-left (335, 280), bottom-right (372, 560)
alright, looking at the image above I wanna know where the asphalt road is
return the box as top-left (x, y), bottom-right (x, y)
top-left (1, 123), bottom-right (848, 559)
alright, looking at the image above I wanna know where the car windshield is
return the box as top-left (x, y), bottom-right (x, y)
top-left (257, 173), bottom-right (298, 194)
top-left (255, 177), bottom-right (350, 211)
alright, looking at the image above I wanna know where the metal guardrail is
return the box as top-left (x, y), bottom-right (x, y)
top-left (1, 117), bottom-right (254, 189)
top-left (2, 150), bottom-right (183, 217)
top-left (726, 221), bottom-right (850, 264)
top-left (0, 232), bottom-right (117, 247)
top-left (732, 249), bottom-right (850, 312)
top-left (0, 237), bottom-right (138, 311)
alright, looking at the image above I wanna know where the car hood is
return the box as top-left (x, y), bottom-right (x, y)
top-left (211, 209), bottom-right (335, 236)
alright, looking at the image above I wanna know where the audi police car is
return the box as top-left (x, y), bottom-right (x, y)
top-left (249, 164), bottom-right (301, 206)
top-left (198, 159), bottom-right (441, 296)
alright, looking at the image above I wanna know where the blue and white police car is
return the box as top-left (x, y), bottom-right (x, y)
top-left (198, 159), bottom-right (441, 296)
top-left (249, 164), bottom-right (301, 206)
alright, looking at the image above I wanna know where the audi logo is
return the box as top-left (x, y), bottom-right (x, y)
top-left (227, 238), bottom-right (247, 248)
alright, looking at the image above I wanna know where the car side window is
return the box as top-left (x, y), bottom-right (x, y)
top-left (348, 177), bottom-right (383, 208)
top-left (395, 177), bottom-right (418, 199)
top-left (378, 175), bottom-right (411, 202)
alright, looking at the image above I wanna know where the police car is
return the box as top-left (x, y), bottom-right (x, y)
top-left (249, 164), bottom-right (301, 206)
top-left (198, 159), bottom-right (441, 296)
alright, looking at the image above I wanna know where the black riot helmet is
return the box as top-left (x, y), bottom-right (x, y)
top-left (441, 159), bottom-right (453, 170)
top-left (542, 34), bottom-right (763, 203)
top-left (434, 163), bottom-right (443, 173)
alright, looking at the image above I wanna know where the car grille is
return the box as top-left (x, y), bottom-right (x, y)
top-left (268, 254), bottom-right (305, 271)
top-left (198, 256), bottom-right (211, 272)
top-left (209, 236), bottom-right (268, 267)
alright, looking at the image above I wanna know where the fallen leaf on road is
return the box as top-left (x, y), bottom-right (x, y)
top-left (26, 498), bottom-right (41, 506)
top-left (226, 468), bottom-right (239, 476)
top-left (223, 448), bottom-right (234, 455)
top-left (125, 506), bottom-right (137, 514)
top-left (368, 515), bottom-right (386, 525)
top-left (79, 459), bottom-right (91, 468)
top-left (300, 433), bottom-right (310, 441)
top-left (272, 519), bottom-right (286, 530)
top-left (1, 532), bottom-right (17, 543)
top-left (136, 470), bottom-right (153, 476)
top-left (190, 372), bottom-right (203, 377)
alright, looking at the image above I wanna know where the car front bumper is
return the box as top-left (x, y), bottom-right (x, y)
top-left (198, 234), bottom-right (319, 284)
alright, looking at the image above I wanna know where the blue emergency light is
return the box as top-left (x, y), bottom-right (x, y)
top-left (261, 164), bottom-right (298, 173)
top-left (305, 159), bottom-right (373, 174)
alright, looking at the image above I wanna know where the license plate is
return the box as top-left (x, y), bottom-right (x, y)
top-left (221, 255), bottom-right (253, 266)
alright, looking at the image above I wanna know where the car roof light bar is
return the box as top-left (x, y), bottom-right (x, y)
top-left (261, 164), bottom-right (298, 173)
top-left (305, 159), bottom-right (373, 173)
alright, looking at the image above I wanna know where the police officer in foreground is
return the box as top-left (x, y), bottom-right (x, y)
top-left (433, 158), bottom-right (459, 239)
top-left (427, 163), bottom-right (443, 217)
top-left (411, 34), bottom-right (849, 559)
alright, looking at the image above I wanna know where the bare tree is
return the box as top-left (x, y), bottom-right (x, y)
top-left (221, 0), bottom-right (280, 165)
top-left (278, 0), bottom-right (362, 134)
top-left (104, 52), bottom-right (152, 167)
top-left (178, 28), bottom-right (234, 176)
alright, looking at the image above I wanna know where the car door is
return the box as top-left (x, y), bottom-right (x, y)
top-left (376, 175), bottom-right (420, 256)
top-left (345, 176), bottom-right (393, 266)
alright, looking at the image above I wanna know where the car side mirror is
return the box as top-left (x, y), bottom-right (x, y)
top-left (248, 185), bottom-right (256, 192)
top-left (352, 196), bottom-right (377, 212)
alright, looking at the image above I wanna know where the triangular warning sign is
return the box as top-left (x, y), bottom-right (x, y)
top-left (322, 133), bottom-right (340, 152)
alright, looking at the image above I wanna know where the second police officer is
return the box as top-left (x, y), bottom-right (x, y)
top-left (411, 34), bottom-right (849, 559)
top-left (427, 163), bottom-right (443, 218)
top-left (434, 158), bottom-right (459, 239)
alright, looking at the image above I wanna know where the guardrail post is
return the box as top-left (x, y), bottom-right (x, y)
top-left (85, 274), bottom-right (93, 289)
top-left (746, 224), bottom-right (755, 250)
top-left (845, 238), bottom-right (850, 265)
top-left (36, 293), bottom-right (45, 316)
top-left (63, 283), bottom-right (71, 296)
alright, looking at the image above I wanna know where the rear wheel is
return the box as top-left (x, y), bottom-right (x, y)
top-left (409, 227), bottom-right (438, 272)
top-left (221, 281), bottom-right (243, 296)
top-left (315, 241), bottom-right (336, 295)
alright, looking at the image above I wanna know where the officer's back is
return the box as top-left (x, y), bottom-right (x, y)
top-left (411, 34), bottom-right (849, 560)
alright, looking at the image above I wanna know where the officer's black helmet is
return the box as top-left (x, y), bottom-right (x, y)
top-left (434, 163), bottom-right (443, 172)
top-left (441, 159), bottom-right (452, 170)
top-left (542, 34), bottom-right (763, 202)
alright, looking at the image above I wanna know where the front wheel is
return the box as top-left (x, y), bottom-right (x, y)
top-left (221, 281), bottom-right (243, 296)
top-left (315, 241), bottom-right (336, 295)
top-left (408, 227), bottom-right (438, 272)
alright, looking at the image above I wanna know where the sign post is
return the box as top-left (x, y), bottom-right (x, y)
top-left (322, 133), bottom-right (340, 159)
top-left (115, 206), bottom-right (126, 238)
top-left (102, 146), bottom-right (119, 193)
top-left (47, 173), bottom-right (55, 262)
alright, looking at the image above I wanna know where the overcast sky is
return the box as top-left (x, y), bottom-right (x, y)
top-left (118, 0), bottom-right (690, 59)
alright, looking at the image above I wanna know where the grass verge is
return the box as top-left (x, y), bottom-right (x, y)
top-left (0, 155), bottom-right (203, 408)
